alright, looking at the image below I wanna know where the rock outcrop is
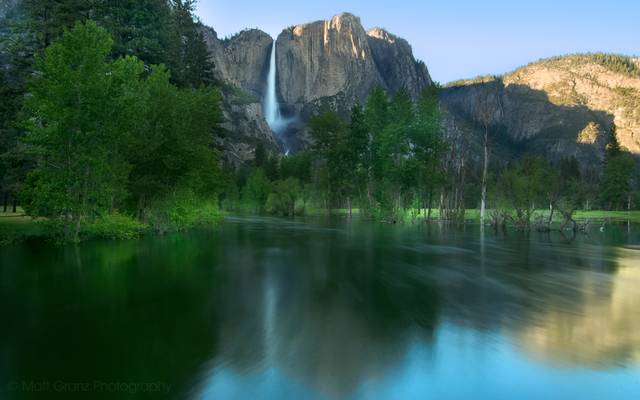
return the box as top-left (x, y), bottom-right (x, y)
top-left (275, 13), bottom-right (431, 149)
top-left (366, 27), bottom-right (431, 98)
top-left (202, 27), bottom-right (272, 97)
top-left (202, 13), bottom-right (432, 156)
top-left (276, 13), bottom-right (382, 111)
top-left (201, 26), bottom-right (280, 164)
top-left (441, 55), bottom-right (640, 167)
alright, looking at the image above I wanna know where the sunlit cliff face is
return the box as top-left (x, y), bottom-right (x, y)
top-left (515, 248), bottom-right (640, 368)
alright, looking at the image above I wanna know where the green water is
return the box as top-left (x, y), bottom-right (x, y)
top-left (1, 217), bottom-right (640, 399)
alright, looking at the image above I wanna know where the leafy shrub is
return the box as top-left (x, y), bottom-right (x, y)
top-left (84, 213), bottom-right (146, 240)
top-left (265, 178), bottom-right (302, 216)
top-left (145, 190), bottom-right (220, 234)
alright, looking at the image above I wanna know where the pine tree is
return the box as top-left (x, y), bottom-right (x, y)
top-left (167, 0), bottom-right (214, 87)
top-left (94, 0), bottom-right (173, 66)
top-left (600, 125), bottom-right (634, 210)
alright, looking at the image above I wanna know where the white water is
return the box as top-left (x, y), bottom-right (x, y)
top-left (264, 40), bottom-right (293, 155)
top-left (264, 41), bottom-right (284, 132)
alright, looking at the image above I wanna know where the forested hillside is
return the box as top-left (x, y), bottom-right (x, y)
top-left (0, 1), bottom-right (223, 241)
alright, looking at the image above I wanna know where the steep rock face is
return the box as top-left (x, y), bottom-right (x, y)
top-left (276, 13), bottom-right (381, 109)
top-left (202, 27), bottom-right (272, 97)
top-left (441, 55), bottom-right (640, 167)
top-left (367, 27), bottom-right (431, 98)
top-left (201, 13), bottom-right (432, 158)
top-left (201, 26), bottom-right (279, 164)
top-left (215, 98), bottom-right (278, 164)
top-left (275, 13), bottom-right (431, 149)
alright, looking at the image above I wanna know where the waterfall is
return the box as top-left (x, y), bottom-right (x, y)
top-left (264, 40), bottom-right (291, 154)
top-left (264, 41), bottom-right (282, 131)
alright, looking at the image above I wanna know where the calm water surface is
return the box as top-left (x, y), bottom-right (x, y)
top-left (1, 217), bottom-right (640, 399)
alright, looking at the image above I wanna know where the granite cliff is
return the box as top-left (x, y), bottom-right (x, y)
top-left (441, 54), bottom-right (640, 167)
top-left (202, 12), bottom-right (432, 155)
top-left (200, 26), bottom-right (280, 164)
top-left (203, 17), bottom-right (638, 169)
top-left (275, 13), bottom-right (431, 149)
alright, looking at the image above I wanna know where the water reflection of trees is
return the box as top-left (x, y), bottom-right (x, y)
top-left (208, 221), bottom-right (441, 397)
top-left (2, 220), bottom-right (639, 400)
top-left (419, 228), bottom-right (640, 368)
top-left (206, 221), bottom-right (640, 396)
top-left (0, 234), bottom-right (221, 400)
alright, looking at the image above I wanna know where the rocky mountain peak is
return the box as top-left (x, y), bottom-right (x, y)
top-left (441, 54), bottom-right (640, 167)
top-left (200, 25), bottom-right (279, 164)
top-left (202, 26), bottom-right (272, 97)
top-left (272, 12), bottom-right (431, 149)
top-left (203, 12), bottom-right (432, 154)
top-left (367, 27), bottom-right (396, 43)
top-left (275, 12), bottom-right (431, 101)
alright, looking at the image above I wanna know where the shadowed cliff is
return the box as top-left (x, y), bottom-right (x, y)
top-left (441, 55), bottom-right (640, 167)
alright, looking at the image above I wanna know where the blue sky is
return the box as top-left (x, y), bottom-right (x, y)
top-left (196, 0), bottom-right (639, 83)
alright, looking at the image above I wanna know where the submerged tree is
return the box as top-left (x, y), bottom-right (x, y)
top-left (411, 85), bottom-right (446, 221)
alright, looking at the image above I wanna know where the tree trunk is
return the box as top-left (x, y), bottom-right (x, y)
top-left (427, 191), bottom-right (433, 223)
top-left (548, 202), bottom-right (555, 225)
top-left (480, 127), bottom-right (489, 225)
top-left (2, 193), bottom-right (7, 213)
top-left (12, 197), bottom-right (17, 213)
top-left (348, 196), bottom-right (352, 219)
top-left (74, 215), bottom-right (83, 243)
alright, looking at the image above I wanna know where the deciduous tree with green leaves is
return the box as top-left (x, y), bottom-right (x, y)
top-left (21, 21), bottom-right (146, 241)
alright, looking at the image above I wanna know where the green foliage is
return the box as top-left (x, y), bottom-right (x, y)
top-left (19, 0), bottom-right (92, 48)
top-left (600, 154), bottom-right (635, 210)
top-left (511, 53), bottom-right (640, 79)
top-left (242, 168), bottom-right (271, 212)
top-left (586, 53), bottom-right (640, 78)
top-left (280, 151), bottom-right (311, 183)
top-left (144, 190), bottom-right (220, 234)
top-left (600, 127), bottom-right (636, 210)
top-left (84, 213), bottom-right (146, 240)
top-left (94, 0), bottom-right (173, 66)
top-left (266, 178), bottom-right (302, 216)
top-left (9, 0), bottom-right (214, 89)
top-left (13, 20), bottom-right (223, 242)
top-left (128, 65), bottom-right (222, 209)
top-left (492, 156), bottom-right (549, 228)
top-left (309, 111), bottom-right (350, 204)
top-left (22, 21), bottom-right (146, 241)
top-left (166, 0), bottom-right (215, 87)
top-left (303, 84), bottom-right (445, 219)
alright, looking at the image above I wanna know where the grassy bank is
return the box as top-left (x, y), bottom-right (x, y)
top-left (0, 204), bottom-right (222, 245)
top-left (0, 213), bottom-right (45, 244)
top-left (303, 208), bottom-right (640, 223)
top-left (2, 208), bottom-right (638, 245)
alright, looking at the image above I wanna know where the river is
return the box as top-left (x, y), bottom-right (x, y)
top-left (1, 216), bottom-right (639, 399)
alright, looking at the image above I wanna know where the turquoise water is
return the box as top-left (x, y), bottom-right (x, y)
top-left (1, 217), bottom-right (639, 399)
